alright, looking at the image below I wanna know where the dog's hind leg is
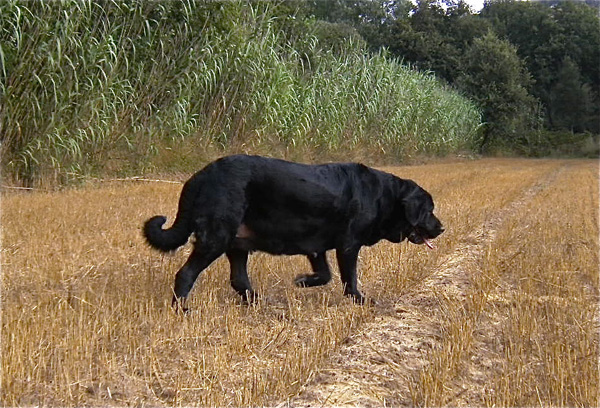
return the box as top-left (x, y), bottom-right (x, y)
top-left (172, 246), bottom-right (223, 311)
top-left (294, 252), bottom-right (332, 288)
top-left (226, 249), bottom-right (257, 303)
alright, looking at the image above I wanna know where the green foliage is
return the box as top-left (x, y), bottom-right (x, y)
top-left (316, 0), bottom-right (600, 154)
top-left (456, 32), bottom-right (539, 152)
top-left (517, 130), bottom-right (599, 158)
top-left (0, 0), bottom-right (481, 185)
top-left (389, 0), bottom-right (486, 83)
top-left (480, 0), bottom-right (600, 133)
top-left (311, 20), bottom-right (366, 54)
top-left (549, 57), bottom-right (595, 133)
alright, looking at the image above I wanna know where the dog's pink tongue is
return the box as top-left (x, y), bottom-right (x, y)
top-left (424, 238), bottom-right (435, 249)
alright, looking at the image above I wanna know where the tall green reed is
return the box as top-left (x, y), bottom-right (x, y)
top-left (0, 0), bottom-right (481, 185)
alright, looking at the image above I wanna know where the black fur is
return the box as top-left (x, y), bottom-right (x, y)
top-left (144, 154), bottom-right (444, 307)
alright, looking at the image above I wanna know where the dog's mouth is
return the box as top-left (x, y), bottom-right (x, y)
top-left (423, 237), bottom-right (435, 249)
top-left (407, 230), bottom-right (436, 249)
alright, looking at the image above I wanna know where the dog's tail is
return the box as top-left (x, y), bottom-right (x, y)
top-left (143, 181), bottom-right (196, 252)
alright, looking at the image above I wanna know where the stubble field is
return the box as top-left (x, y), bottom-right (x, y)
top-left (2, 158), bottom-right (598, 406)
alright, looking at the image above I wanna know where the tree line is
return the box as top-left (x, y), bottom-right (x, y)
top-left (302, 0), bottom-right (599, 155)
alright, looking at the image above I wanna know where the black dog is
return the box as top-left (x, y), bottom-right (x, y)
top-left (144, 155), bottom-right (444, 307)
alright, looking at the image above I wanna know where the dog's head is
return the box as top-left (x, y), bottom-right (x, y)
top-left (388, 181), bottom-right (444, 248)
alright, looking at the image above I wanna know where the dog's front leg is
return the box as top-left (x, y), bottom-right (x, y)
top-left (335, 246), bottom-right (365, 304)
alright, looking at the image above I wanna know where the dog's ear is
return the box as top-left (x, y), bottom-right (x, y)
top-left (402, 195), bottom-right (423, 227)
top-left (402, 185), bottom-right (431, 227)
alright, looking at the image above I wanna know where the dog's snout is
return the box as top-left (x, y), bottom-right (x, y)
top-left (431, 223), bottom-right (445, 238)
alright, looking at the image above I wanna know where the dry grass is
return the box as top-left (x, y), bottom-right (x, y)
top-left (476, 161), bottom-right (599, 406)
top-left (2, 158), bottom-right (598, 406)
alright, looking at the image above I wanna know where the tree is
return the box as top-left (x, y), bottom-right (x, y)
top-left (481, 0), bottom-right (600, 133)
top-left (549, 57), bottom-right (595, 133)
top-left (456, 31), bottom-right (539, 151)
top-left (311, 20), bottom-right (367, 54)
top-left (385, 0), bottom-right (488, 83)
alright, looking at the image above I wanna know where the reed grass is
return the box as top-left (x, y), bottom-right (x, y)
top-left (0, 0), bottom-right (481, 186)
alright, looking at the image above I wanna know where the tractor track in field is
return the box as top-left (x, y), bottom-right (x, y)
top-left (288, 166), bottom-right (564, 407)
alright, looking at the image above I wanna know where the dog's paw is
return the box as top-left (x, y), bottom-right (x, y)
top-left (350, 292), bottom-right (366, 305)
top-left (172, 303), bottom-right (191, 315)
top-left (294, 274), bottom-right (311, 287)
top-left (344, 291), bottom-right (377, 306)
top-left (294, 273), bottom-right (329, 288)
top-left (171, 296), bottom-right (191, 314)
top-left (241, 290), bottom-right (260, 305)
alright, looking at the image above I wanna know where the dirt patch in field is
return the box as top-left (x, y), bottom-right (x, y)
top-left (289, 167), bottom-right (564, 407)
